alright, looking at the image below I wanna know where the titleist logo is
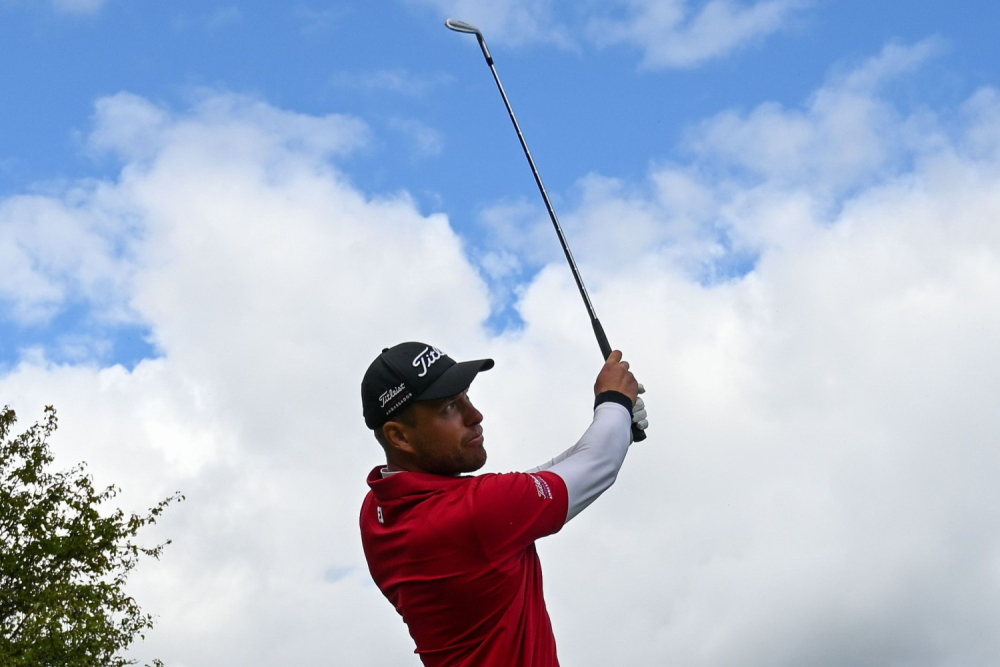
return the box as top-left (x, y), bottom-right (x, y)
top-left (380, 383), bottom-right (406, 408)
top-left (530, 474), bottom-right (553, 500)
top-left (412, 346), bottom-right (444, 378)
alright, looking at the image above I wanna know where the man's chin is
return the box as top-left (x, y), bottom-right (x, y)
top-left (462, 444), bottom-right (487, 474)
top-left (469, 453), bottom-right (487, 473)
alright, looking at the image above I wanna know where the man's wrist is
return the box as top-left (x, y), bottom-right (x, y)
top-left (594, 390), bottom-right (633, 412)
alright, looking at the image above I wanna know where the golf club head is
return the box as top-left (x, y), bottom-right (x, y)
top-left (445, 18), bottom-right (481, 35)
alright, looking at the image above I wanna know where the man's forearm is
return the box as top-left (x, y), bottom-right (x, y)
top-left (526, 394), bottom-right (633, 521)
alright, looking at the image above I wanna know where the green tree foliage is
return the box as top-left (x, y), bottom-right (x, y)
top-left (0, 405), bottom-right (183, 667)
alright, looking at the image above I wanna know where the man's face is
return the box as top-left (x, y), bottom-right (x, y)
top-left (393, 390), bottom-right (486, 476)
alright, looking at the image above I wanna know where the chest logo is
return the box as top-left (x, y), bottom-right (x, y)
top-left (377, 506), bottom-right (384, 524)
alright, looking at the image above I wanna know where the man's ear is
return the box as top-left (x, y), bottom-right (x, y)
top-left (382, 421), bottom-right (417, 456)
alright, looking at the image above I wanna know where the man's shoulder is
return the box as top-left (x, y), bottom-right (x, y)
top-left (362, 470), bottom-right (560, 514)
top-left (469, 471), bottom-right (562, 498)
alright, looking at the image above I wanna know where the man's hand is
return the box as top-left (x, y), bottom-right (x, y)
top-left (594, 350), bottom-right (640, 405)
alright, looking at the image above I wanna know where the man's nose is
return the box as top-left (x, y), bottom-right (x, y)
top-left (462, 399), bottom-right (483, 425)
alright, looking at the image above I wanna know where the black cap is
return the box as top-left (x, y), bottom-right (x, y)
top-left (361, 342), bottom-right (494, 430)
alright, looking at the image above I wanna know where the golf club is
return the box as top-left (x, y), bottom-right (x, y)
top-left (446, 18), bottom-right (646, 442)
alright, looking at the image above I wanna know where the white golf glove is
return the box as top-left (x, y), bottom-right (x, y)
top-left (632, 383), bottom-right (648, 432)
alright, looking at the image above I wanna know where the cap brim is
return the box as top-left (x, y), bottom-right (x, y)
top-left (417, 358), bottom-right (494, 401)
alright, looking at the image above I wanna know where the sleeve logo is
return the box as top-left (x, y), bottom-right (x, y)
top-left (529, 474), bottom-right (553, 500)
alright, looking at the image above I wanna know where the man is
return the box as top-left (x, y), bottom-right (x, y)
top-left (360, 341), bottom-right (648, 666)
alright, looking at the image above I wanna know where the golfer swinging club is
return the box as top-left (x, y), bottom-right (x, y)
top-left (360, 341), bottom-right (648, 666)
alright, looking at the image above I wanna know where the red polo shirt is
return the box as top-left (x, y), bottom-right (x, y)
top-left (360, 466), bottom-right (569, 667)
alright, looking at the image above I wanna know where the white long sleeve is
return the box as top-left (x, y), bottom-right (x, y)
top-left (525, 402), bottom-right (632, 522)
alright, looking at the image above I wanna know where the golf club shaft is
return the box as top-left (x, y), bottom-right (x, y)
top-left (470, 34), bottom-right (646, 442)
top-left (473, 38), bottom-right (602, 338)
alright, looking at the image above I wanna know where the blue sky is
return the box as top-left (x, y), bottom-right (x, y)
top-left (3, 2), bottom-right (1000, 666)
top-left (4, 1), bottom-right (1000, 199)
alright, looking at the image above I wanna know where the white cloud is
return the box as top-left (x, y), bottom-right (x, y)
top-left (204, 5), bottom-right (242, 29)
top-left (409, 0), bottom-right (810, 66)
top-left (388, 117), bottom-right (445, 157)
top-left (406, 0), bottom-right (574, 48)
top-left (3, 42), bottom-right (1000, 667)
top-left (523, 46), bottom-right (1000, 665)
top-left (1, 90), bottom-right (490, 665)
top-left (683, 40), bottom-right (943, 201)
top-left (292, 5), bottom-right (345, 35)
top-left (0, 91), bottom-right (369, 329)
top-left (477, 199), bottom-right (555, 266)
top-left (171, 5), bottom-right (244, 32)
top-left (0, 188), bottom-right (137, 324)
top-left (89, 91), bottom-right (369, 163)
top-left (331, 68), bottom-right (454, 97)
top-left (590, 0), bottom-right (810, 68)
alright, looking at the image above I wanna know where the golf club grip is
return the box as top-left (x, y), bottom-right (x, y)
top-left (591, 317), bottom-right (613, 360)
top-left (592, 318), bottom-right (647, 442)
